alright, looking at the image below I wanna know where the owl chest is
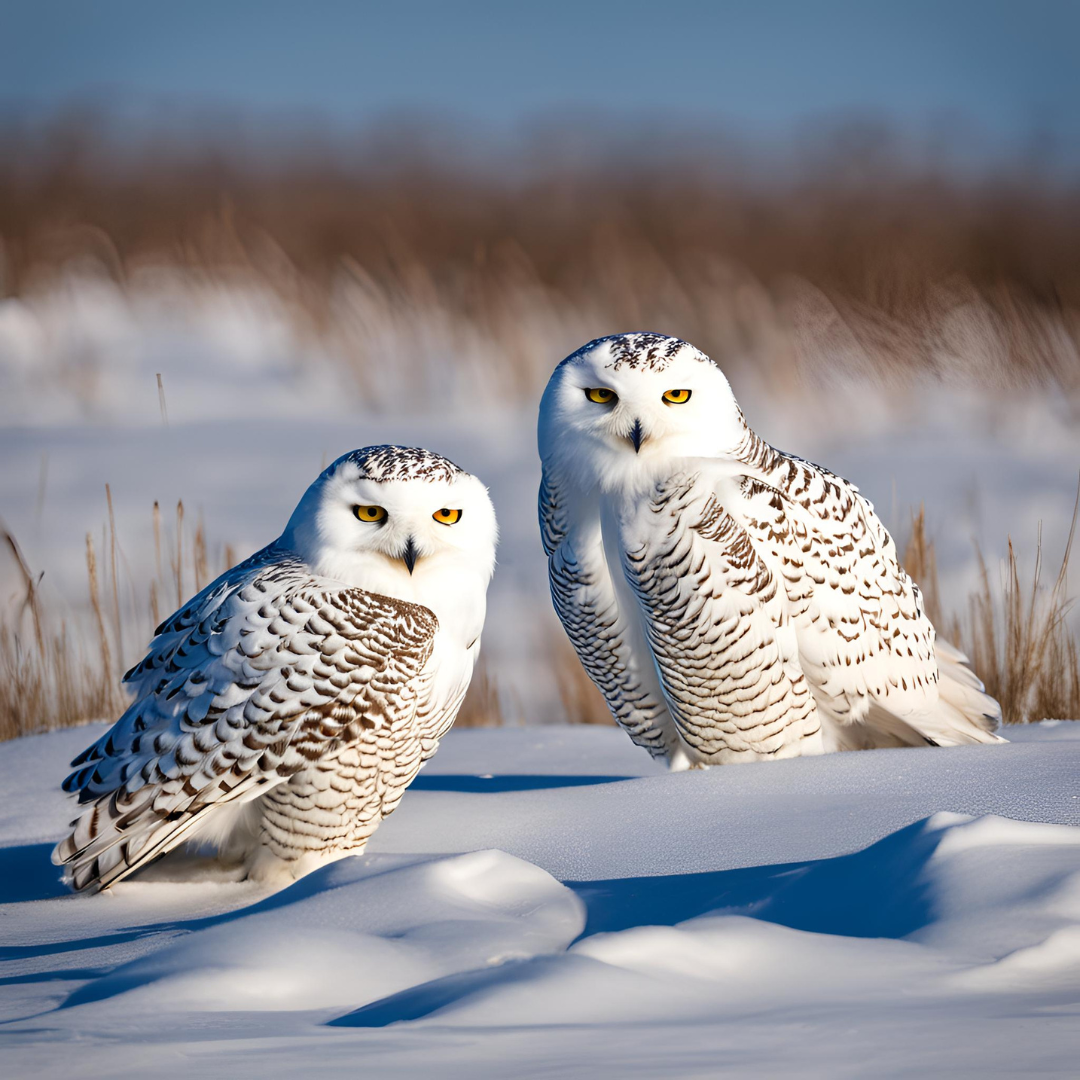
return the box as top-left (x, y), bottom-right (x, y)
top-left (603, 486), bottom-right (785, 635)
top-left (259, 706), bottom-right (426, 856)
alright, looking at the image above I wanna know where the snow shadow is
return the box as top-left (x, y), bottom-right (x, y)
top-left (0, 843), bottom-right (68, 904)
top-left (0, 966), bottom-right (109, 991)
top-left (331, 817), bottom-right (945, 1028)
top-left (573, 815), bottom-right (941, 941)
top-left (409, 774), bottom-right (634, 793)
top-left (56, 850), bottom-right (585, 1016)
top-left (52, 863), bottom-right (372, 1010)
top-left (4, 858), bottom-right (377, 974)
top-left (328, 956), bottom-right (560, 1028)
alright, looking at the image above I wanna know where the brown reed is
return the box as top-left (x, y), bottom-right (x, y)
top-left (1, 119), bottom-right (1078, 405)
top-left (902, 488), bottom-right (1080, 723)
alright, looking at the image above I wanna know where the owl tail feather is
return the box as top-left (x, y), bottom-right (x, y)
top-left (53, 798), bottom-right (214, 892)
top-left (923, 638), bottom-right (1006, 745)
top-left (830, 639), bottom-right (1005, 751)
top-left (865, 639), bottom-right (1005, 749)
top-left (52, 774), bottom-right (269, 892)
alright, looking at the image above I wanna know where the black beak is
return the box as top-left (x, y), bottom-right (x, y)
top-left (402, 536), bottom-right (418, 575)
top-left (629, 418), bottom-right (645, 454)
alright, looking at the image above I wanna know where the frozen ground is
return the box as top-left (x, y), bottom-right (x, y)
top-left (2, 276), bottom-right (1079, 724)
top-left (1, 723), bottom-right (1079, 1078)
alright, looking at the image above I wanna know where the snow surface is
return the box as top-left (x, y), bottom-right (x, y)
top-left (2, 723), bottom-right (1079, 1078)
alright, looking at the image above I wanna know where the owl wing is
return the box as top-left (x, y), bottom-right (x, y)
top-left (53, 546), bottom-right (438, 891)
top-left (723, 451), bottom-right (1002, 747)
top-left (540, 464), bottom-right (687, 763)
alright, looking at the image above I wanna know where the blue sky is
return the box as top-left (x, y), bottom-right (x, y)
top-left (2, 1), bottom-right (1078, 161)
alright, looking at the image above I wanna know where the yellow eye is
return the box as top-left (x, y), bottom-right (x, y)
top-left (432, 508), bottom-right (462, 525)
top-left (354, 504), bottom-right (388, 523)
top-left (662, 389), bottom-right (692, 405)
top-left (585, 387), bottom-right (617, 404)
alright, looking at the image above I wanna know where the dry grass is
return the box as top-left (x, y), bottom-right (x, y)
top-left (0, 495), bottom-right (613, 739)
top-left (453, 618), bottom-right (614, 729)
top-left (0, 501), bottom-right (231, 741)
top-left (903, 491), bottom-right (1080, 723)
top-left (0, 532), bottom-right (117, 741)
top-left (0, 505), bottom-right (612, 738)
top-left (2, 119), bottom-right (1079, 403)
top-left (453, 659), bottom-right (505, 729)
top-left (4, 490), bottom-right (1076, 742)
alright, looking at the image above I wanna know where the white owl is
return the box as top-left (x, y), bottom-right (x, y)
top-left (54, 446), bottom-right (497, 891)
top-left (539, 333), bottom-right (1003, 769)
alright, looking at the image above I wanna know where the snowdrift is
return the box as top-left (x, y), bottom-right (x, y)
top-left (1, 723), bottom-right (1079, 1077)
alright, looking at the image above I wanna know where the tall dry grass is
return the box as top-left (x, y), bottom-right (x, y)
top-left (0, 532), bottom-right (116, 740)
top-left (0, 489), bottom-right (611, 738)
top-left (902, 492), bottom-right (1080, 723)
top-left (453, 622), bottom-right (612, 729)
top-left (0, 504), bottom-right (610, 738)
top-left (3, 494), bottom-right (1076, 741)
top-left (2, 119), bottom-right (1079, 404)
top-left (0, 499), bottom-right (231, 741)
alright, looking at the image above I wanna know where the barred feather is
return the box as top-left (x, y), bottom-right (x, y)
top-left (540, 333), bottom-right (1003, 768)
top-left (54, 444), bottom-right (496, 891)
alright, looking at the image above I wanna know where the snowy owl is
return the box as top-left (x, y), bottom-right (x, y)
top-left (538, 333), bottom-right (1003, 769)
top-left (54, 446), bottom-right (497, 891)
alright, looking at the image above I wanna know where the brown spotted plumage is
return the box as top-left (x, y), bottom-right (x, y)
top-left (54, 551), bottom-right (442, 891)
top-left (54, 445), bottom-right (497, 890)
top-left (539, 333), bottom-right (1003, 768)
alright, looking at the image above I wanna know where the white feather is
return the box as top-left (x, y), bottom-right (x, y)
top-left (55, 446), bottom-right (497, 891)
top-left (539, 333), bottom-right (1003, 767)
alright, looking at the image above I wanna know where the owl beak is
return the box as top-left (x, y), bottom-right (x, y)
top-left (401, 536), bottom-right (419, 575)
top-left (629, 418), bottom-right (646, 453)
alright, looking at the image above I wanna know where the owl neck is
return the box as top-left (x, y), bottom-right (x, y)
top-left (577, 436), bottom-right (765, 500)
top-left (306, 546), bottom-right (486, 649)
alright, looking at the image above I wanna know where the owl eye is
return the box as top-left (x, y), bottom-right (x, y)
top-left (354, 505), bottom-right (388, 523)
top-left (585, 387), bottom-right (617, 405)
top-left (432, 508), bottom-right (462, 525)
top-left (662, 389), bottom-right (692, 405)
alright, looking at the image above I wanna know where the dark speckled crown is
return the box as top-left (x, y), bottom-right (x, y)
top-left (561, 333), bottom-right (714, 373)
top-left (339, 445), bottom-right (466, 484)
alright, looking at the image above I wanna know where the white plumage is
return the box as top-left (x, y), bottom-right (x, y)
top-left (55, 446), bottom-right (497, 890)
top-left (539, 333), bottom-right (1003, 769)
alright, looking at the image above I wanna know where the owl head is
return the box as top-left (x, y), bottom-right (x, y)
top-left (539, 333), bottom-right (747, 490)
top-left (282, 446), bottom-right (498, 595)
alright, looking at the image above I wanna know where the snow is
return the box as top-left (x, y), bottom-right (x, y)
top-left (2, 722), bottom-right (1080, 1077)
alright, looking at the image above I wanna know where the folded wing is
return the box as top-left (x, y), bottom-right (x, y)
top-left (725, 448), bottom-right (1002, 748)
top-left (54, 546), bottom-right (438, 891)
